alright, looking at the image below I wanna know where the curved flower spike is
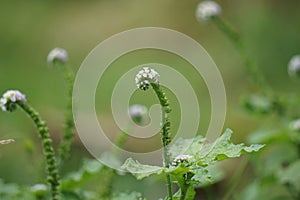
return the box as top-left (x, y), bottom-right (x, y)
top-left (135, 67), bottom-right (160, 91)
top-left (0, 90), bottom-right (26, 112)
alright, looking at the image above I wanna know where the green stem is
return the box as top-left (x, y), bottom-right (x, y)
top-left (116, 131), bottom-right (127, 149)
top-left (101, 131), bottom-right (128, 199)
top-left (180, 185), bottom-right (189, 200)
top-left (99, 167), bottom-right (115, 200)
top-left (151, 83), bottom-right (173, 200)
top-left (223, 157), bottom-right (249, 200)
top-left (17, 102), bottom-right (60, 200)
top-left (212, 16), bottom-right (268, 92)
top-left (58, 65), bottom-right (75, 163)
top-left (178, 179), bottom-right (195, 200)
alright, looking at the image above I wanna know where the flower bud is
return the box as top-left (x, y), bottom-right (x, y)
top-left (47, 47), bottom-right (68, 65)
top-left (288, 55), bottom-right (300, 78)
top-left (129, 104), bottom-right (149, 125)
top-left (195, 1), bottom-right (221, 21)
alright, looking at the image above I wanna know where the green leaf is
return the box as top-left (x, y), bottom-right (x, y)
top-left (172, 187), bottom-right (195, 200)
top-left (198, 129), bottom-right (265, 166)
top-left (184, 186), bottom-right (196, 200)
top-left (61, 159), bottom-right (104, 190)
top-left (191, 165), bottom-right (224, 187)
top-left (169, 135), bottom-right (205, 159)
top-left (112, 191), bottom-right (145, 200)
top-left (278, 160), bottom-right (300, 192)
top-left (121, 158), bottom-right (163, 180)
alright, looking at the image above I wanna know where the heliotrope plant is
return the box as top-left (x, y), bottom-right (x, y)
top-left (194, 1), bottom-right (300, 199)
top-left (121, 67), bottom-right (265, 200)
top-left (0, 90), bottom-right (60, 200)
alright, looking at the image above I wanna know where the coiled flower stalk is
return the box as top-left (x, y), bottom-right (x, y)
top-left (135, 67), bottom-right (173, 199)
top-left (0, 90), bottom-right (60, 200)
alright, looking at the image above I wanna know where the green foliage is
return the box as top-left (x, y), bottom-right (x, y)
top-left (112, 191), bottom-right (145, 200)
top-left (122, 129), bottom-right (264, 199)
top-left (61, 159), bottom-right (104, 190)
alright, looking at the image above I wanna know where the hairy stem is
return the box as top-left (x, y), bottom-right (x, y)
top-left (151, 83), bottom-right (173, 200)
top-left (58, 65), bottom-right (75, 163)
top-left (17, 102), bottom-right (60, 200)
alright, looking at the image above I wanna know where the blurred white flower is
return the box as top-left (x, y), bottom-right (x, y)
top-left (0, 90), bottom-right (26, 112)
top-left (195, 0), bottom-right (221, 21)
top-left (171, 154), bottom-right (193, 166)
top-left (0, 139), bottom-right (15, 145)
top-left (129, 104), bottom-right (149, 125)
top-left (135, 67), bottom-right (160, 91)
top-left (30, 184), bottom-right (48, 196)
top-left (289, 118), bottom-right (300, 131)
top-left (47, 47), bottom-right (68, 64)
top-left (288, 55), bottom-right (300, 77)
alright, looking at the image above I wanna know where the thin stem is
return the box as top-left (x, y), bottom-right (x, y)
top-left (99, 131), bottom-right (128, 199)
top-left (58, 65), bottom-right (75, 163)
top-left (151, 83), bottom-right (173, 200)
top-left (180, 185), bottom-right (189, 200)
top-left (116, 131), bottom-right (127, 149)
top-left (98, 167), bottom-right (115, 200)
top-left (17, 102), bottom-right (60, 200)
top-left (212, 16), bottom-right (268, 93)
top-left (223, 157), bottom-right (249, 200)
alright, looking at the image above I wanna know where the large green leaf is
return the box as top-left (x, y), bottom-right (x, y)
top-left (169, 135), bottom-right (205, 159)
top-left (197, 129), bottom-right (265, 166)
top-left (121, 158), bottom-right (163, 180)
top-left (191, 165), bottom-right (224, 187)
top-left (169, 129), bottom-right (264, 167)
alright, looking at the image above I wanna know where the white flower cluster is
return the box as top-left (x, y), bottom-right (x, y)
top-left (47, 47), bottom-right (68, 64)
top-left (171, 154), bottom-right (193, 166)
top-left (195, 1), bottom-right (221, 21)
top-left (129, 104), bottom-right (149, 125)
top-left (288, 55), bottom-right (300, 77)
top-left (135, 67), bottom-right (160, 90)
top-left (0, 90), bottom-right (26, 112)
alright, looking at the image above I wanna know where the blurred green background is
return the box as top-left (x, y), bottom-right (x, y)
top-left (1, 0), bottom-right (300, 198)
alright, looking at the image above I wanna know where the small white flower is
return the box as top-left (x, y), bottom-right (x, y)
top-left (129, 104), bottom-right (149, 125)
top-left (171, 154), bottom-right (193, 166)
top-left (135, 67), bottom-right (160, 90)
top-left (47, 47), bottom-right (68, 64)
top-left (0, 90), bottom-right (26, 112)
top-left (289, 118), bottom-right (300, 131)
top-left (195, 1), bottom-right (221, 21)
top-left (288, 55), bottom-right (300, 77)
